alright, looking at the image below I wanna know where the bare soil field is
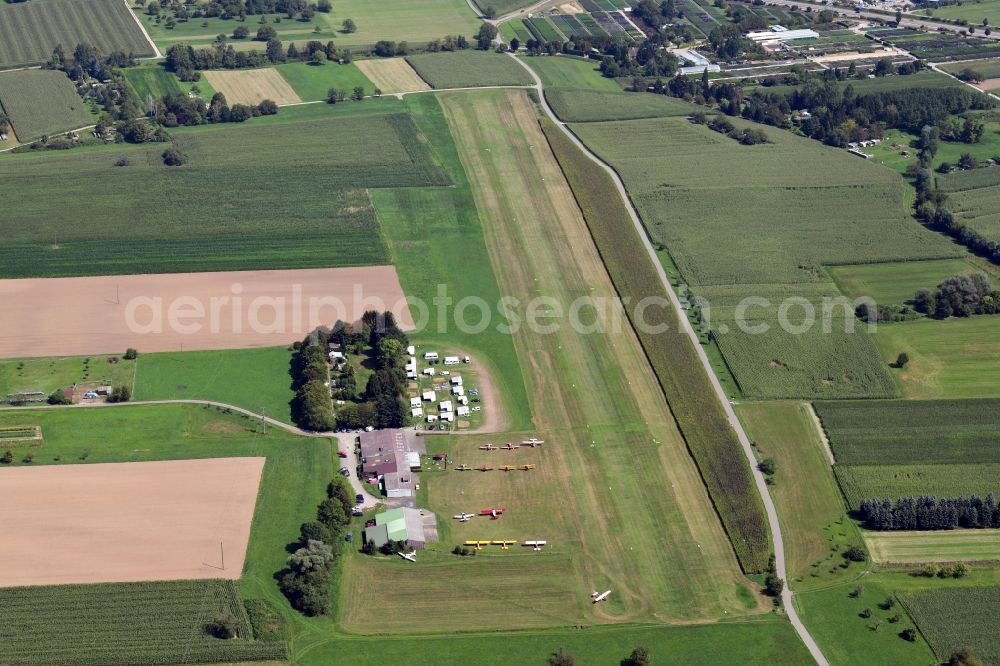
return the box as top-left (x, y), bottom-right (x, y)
top-left (355, 58), bottom-right (430, 94)
top-left (203, 68), bottom-right (302, 105)
top-left (0, 457), bottom-right (264, 587)
top-left (0, 266), bottom-right (414, 358)
top-left (977, 77), bottom-right (1000, 91)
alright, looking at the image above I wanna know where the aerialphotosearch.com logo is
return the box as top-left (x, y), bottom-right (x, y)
top-left (122, 283), bottom-right (879, 337)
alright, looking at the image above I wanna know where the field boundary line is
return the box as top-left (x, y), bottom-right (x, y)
top-left (806, 403), bottom-right (835, 467)
top-left (509, 52), bottom-right (828, 666)
top-left (125, 0), bottom-right (163, 59)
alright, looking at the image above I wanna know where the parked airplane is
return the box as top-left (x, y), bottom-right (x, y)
top-left (492, 540), bottom-right (517, 550)
top-left (464, 540), bottom-right (492, 550)
top-left (520, 464), bottom-right (536, 471)
top-left (399, 551), bottom-right (417, 562)
top-left (501, 442), bottom-right (520, 451)
top-left (524, 540), bottom-right (547, 551)
top-left (455, 464), bottom-right (471, 471)
top-left (453, 512), bottom-right (474, 522)
top-left (499, 465), bottom-right (516, 472)
top-left (479, 508), bottom-right (506, 519)
top-left (477, 464), bottom-right (494, 472)
top-left (522, 438), bottom-right (545, 447)
top-left (479, 443), bottom-right (498, 451)
top-left (592, 590), bottom-right (611, 603)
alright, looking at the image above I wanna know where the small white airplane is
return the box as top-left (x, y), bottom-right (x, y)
top-left (522, 438), bottom-right (545, 447)
top-left (524, 540), bottom-right (547, 551)
top-left (399, 551), bottom-right (417, 562)
top-left (591, 589), bottom-right (612, 603)
top-left (453, 512), bottom-right (474, 522)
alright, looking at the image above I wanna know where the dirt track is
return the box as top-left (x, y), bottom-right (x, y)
top-left (0, 266), bottom-right (414, 358)
top-left (0, 457), bottom-right (264, 587)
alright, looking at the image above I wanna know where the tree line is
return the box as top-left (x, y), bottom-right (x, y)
top-left (859, 494), bottom-right (1000, 530)
top-left (913, 167), bottom-right (1000, 265)
top-left (290, 329), bottom-right (336, 431)
top-left (279, 478), bottom-right (354, 615)
top-left (915, 272), bottom-right (999, 318)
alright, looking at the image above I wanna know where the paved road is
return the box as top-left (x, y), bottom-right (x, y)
top-left (507, 52), bottom-right (829, 666)
top-left (1, 399), bottom-right (383, 507)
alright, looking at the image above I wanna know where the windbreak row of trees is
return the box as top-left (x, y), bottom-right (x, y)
top-left (913, 168), bottom-right (1000, 265)
top-left (860, 495), bottom-right (1000, 531)
top-left (290, 330), bottom-right (335, 432)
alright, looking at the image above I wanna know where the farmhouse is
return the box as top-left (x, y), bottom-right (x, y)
top-left (363, 506), bottom-right (438, 550)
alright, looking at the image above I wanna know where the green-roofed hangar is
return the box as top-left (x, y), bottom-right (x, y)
top-left (363, 506), bottom-right (438, 550)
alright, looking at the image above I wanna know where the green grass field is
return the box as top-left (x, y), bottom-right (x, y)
top-left (548, 88), bottom-right (696, 122)
top-left (0, 0), bottom-right (153, 69)
top-left (901, 586), bottom-right (1000, 664)
top-left (868, 123), bottom-right (1000, 178)
top-left (941, 57), bottom-right (1000, 79)
top-left (275, 61), bottom-right (375, 101)
top-left (0, 355), bottom-right (136, 400)
top-left (736, 402), bottom-right (863, 590)
top-left (865, 529), bottom-right (1000, 563)
top-left (499, 18), bottom-right (533, 45)
top-left (795, 577), bottom-right (935, 666)
top-left (921, 0), bottom-right (1000, 27)
top-left (569, 110), bottom-right (957, 399)
top-left (521, 54), bottom-right (621, 91)
top-left (0, 69), bottom-right (93, 141)
top-left (123, 64), bottom-right (183, 105)
top-left (301, 621), bottom-right (813, 665)
top-left (0, 102), bottom-right (449, 277)
top-left (139, 0), bottom-right (481, 51)
top-left (405, 50), bottom-right (534, 89)
top-left (873, 316), bottom-right (1000, 399)
top-left (835, 463), bottom-right (1000, 508)
top-left (0, 580), bottom-right (285, 666)
top-left (133, 347), bottom-right (295, 424)
top-left (829, 259), bottom-right (986, 305)
top-left (815, 398), bottom-right (1000, 465)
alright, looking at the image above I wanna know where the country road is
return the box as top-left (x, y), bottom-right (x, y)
top-left (506, 52), bottom-right (830, 666)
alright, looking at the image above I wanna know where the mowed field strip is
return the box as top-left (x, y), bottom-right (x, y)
top-left (865, 529), bottom-right (1000, 563)
top-left (0, 457), bottom-right (264, 587)
top-left (414, 90), bottom-right (749, 623)
top-left (203, 68), bottom-right (302, 106)
top-left (355, 58), bottom-right (430, 94)
top-left (0, 266), bottom-right (413, 357)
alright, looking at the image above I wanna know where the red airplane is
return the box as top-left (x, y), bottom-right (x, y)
top-left (479, 508), bottom-right (506, 520)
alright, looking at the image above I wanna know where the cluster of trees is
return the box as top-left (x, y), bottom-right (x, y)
top-left (329, 311), bottom-right (410, 430)
top-left (859, 494), bottom-right (1000, 530)
top-left (691, 112), bottom-right (768, 144)
top-left (914, 272), bottom-right (999, 318)
top-left (599, 40), bottom-right (678, 79)
top-left (546, 645), bottom-right (650, 666)
top-left (913, 168), bottom-right (1000, 264)
top-left (143, 0), bottom-right (329, 22)
top-left (291, 329), bottom-right (335, 431)
top-left (155, 91), bottom-right (277, 128)
top-left (279, 479), bottom-right (354, 615)
top-left (762, 553), bottom-right (784, 599)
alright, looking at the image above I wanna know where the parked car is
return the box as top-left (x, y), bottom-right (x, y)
top-left (355, 494), bottom-right (364, 504)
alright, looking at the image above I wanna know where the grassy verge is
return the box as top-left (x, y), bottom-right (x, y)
top-left (540, 117), bottom-right (770, 573)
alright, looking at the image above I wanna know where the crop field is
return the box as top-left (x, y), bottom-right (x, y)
top-left (943, 179), bottom-right (1000, 243)
top-left (354, 58), bottom-right (430, 94)
top-left (275, 61), bottom-right (375, 101)
top-left (521, 54), bottom-right (621, 91)
top-left (139, 0), bottom-right (481, 51)
top-left (123, 65), bottom-right (182, 106)
top-left (548, 88), bottom-right (695, 122)
top-left (307, 621), bottom-right (813, 665)
top-left (203, 68), bottom-right (301, 106)
top-left (736, 402), bottom-right (861, 588)
top-left (835, 463), bottom-right (1000, 508)
top-left (500, 18), bottom-right (534, 44)
top-left (542, 118), bottom-right (770, 573)
top-left (829, 259), bottom-right (985, 305)
top-left (0, 0), bottom-right (153, 69)
top-left (816, 398), bottom-right (1000, 465)
top-left (865, 529), bottom-right (1000, 563)
top-left (0, 579), bottom-right (285, 666)
top-left (429, 89), bottom-right (762, 628)
top-left (0, 69), bottom-right (92, 142)
top-left (475, 0), bottom-right (538, 14)
top-left (873, 317), bottom-right (1000, 399)
top-left (937, 164), bottom-right (1000, 192)
top-left (405, 51), bottom-right (534, 89)
top-left (133, 347), bottom-right (295, 423)
top-left (569, 111), bottom-right (959, 398)
top-left (0, 103), bottom-right (449, 277)
top-left (795, 577), bottom-right (935, 666)
top-left (901, 587), bottom-right (1000, 664)
top-left (0, 355), bottom-right (136, 400)
top-left (525, 16), bottom-right (567, 42)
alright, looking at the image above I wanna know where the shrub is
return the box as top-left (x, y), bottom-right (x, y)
top-left (123, 348), bottom-right (138, 360)
top-left (900, 627), bottom-right (917, 642)
top-left (47, 389), bottom-right (71, 405)
top-left (114, 154), bottom-right (130, 167)
top-left (205, 613), bottom-right (238, 639)
top-left (844, 545), bottom-right (867, 562)
top-left (625, 646), bottom-right (651, 666)
top-left (108, 385), bottom-right (131, 403)
top-left (161, 146), bottom-right (187, 166)
top-left (764, 572), bottom-right (784, 596)
top-left (0, 450), bottom-right (11, 464)
top-left (548, 649), bottom-right (576, 666)
top-left (758, 457), bottom-right (776, 476)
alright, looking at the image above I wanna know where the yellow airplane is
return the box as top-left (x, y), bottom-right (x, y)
top-left (492, 540), bottom-right (518, 550)
top-left (499, 465), bottom-right (516, 472)
top-left (520, 464), bottom-right (536, 471)
top-left (464, 540), bottom-right (492, 550)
